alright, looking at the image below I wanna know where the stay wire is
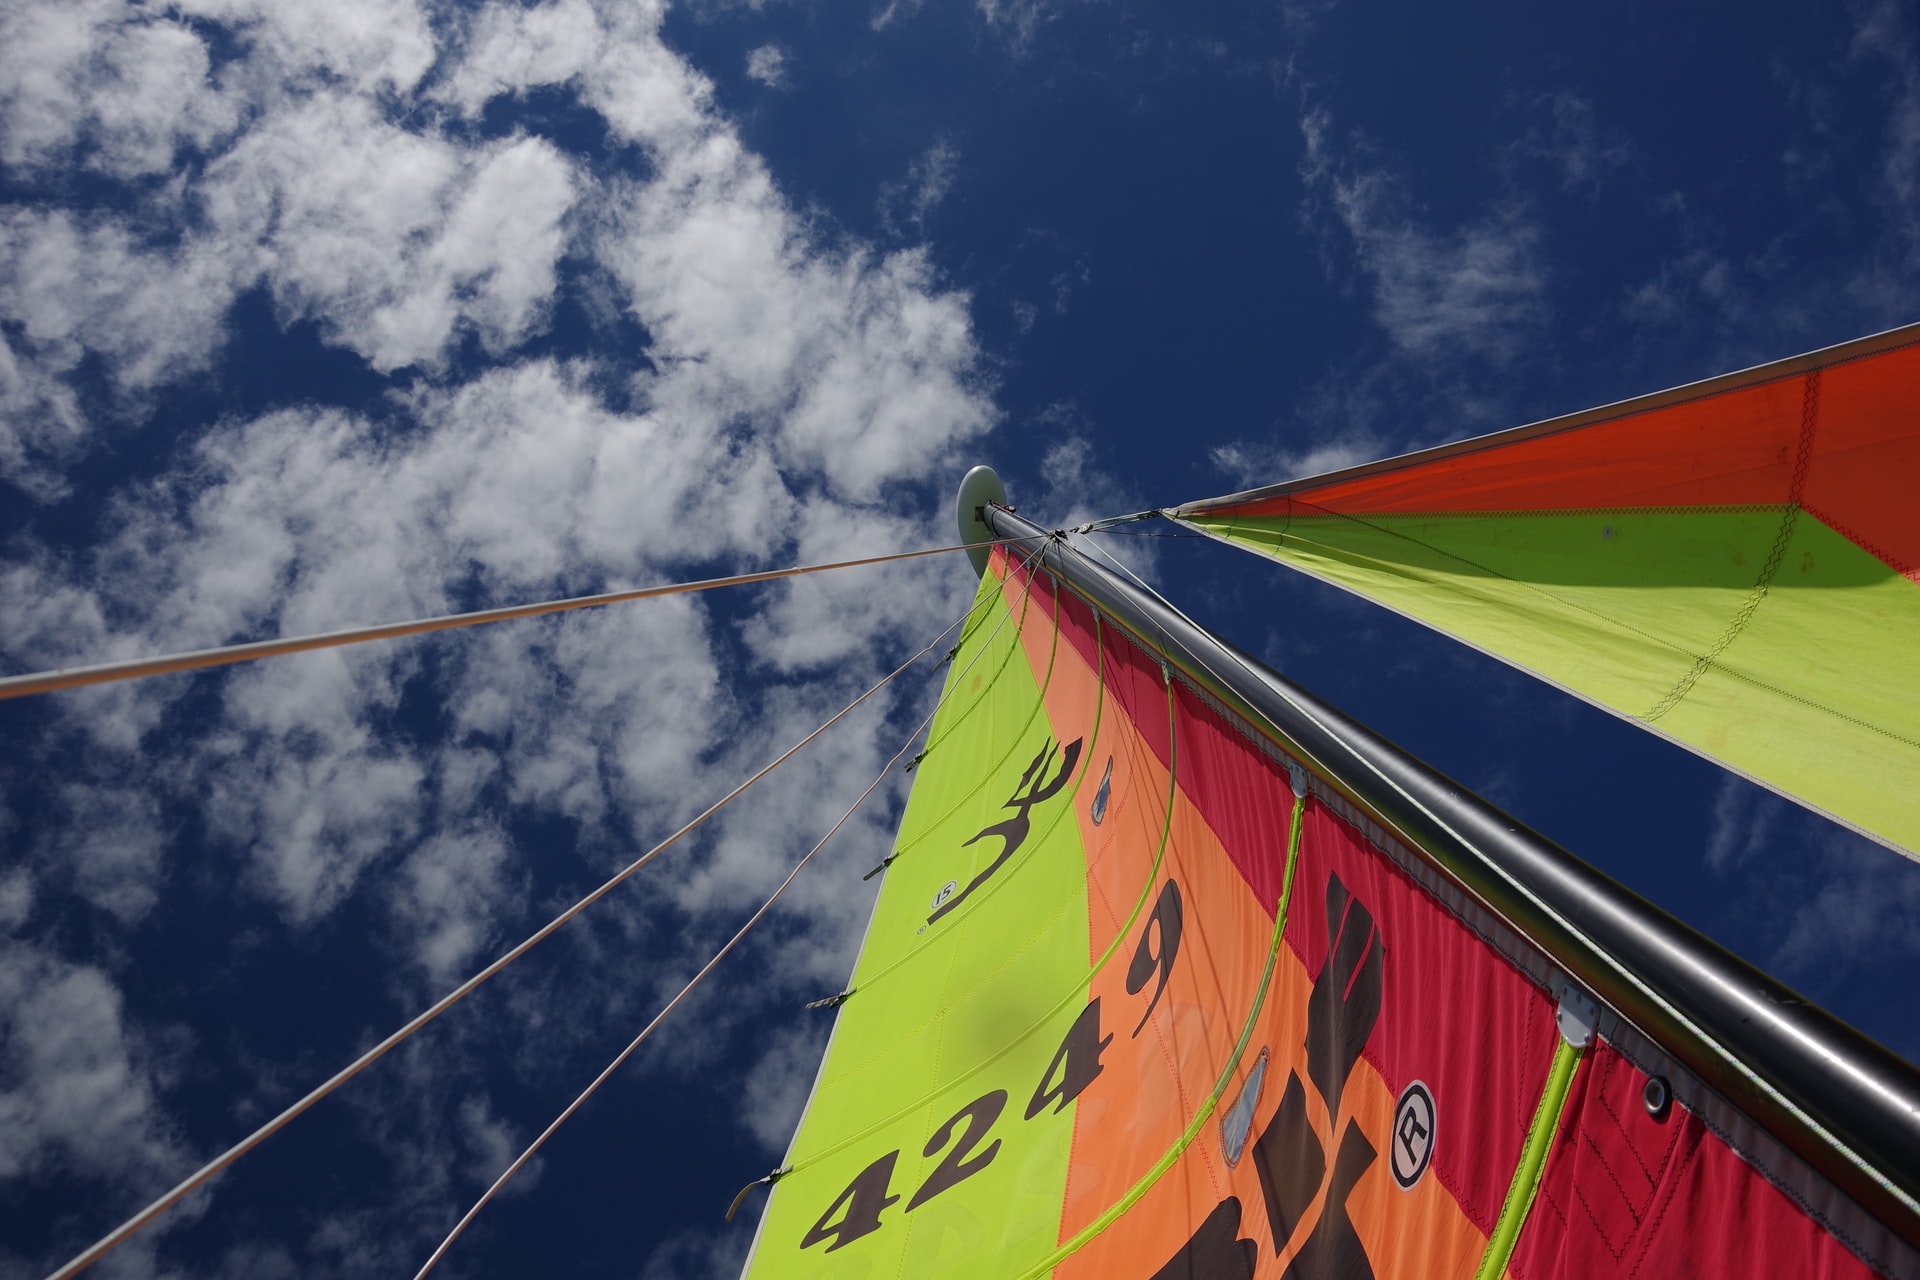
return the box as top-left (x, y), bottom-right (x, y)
top-left (42, 613), bottom-right (967, 1280)
top-left (1, 541), bottom-right (1003, 702)
top-left (411, 609), bottom-right (983, 1278)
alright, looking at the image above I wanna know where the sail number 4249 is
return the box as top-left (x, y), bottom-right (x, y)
top-left (801, 879), bottom-right (1183, 1253)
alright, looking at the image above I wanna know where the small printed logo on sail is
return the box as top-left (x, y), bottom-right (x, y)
top-left (1391, 1081), bottom-right (1436, 1190)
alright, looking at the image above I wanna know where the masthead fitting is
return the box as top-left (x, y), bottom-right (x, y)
top-left (955, 465), bottom-right (1009, 577)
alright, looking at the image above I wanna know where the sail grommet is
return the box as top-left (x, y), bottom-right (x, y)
top-left (1643, 1074), bottom-right (1673, 1121)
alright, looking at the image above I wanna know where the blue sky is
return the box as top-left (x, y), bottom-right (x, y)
top-left (1, 1), bottom-right (1917, 1277)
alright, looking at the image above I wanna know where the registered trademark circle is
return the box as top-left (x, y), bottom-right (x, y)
top-left (1391, 1080), bottom-right (1436, 1190)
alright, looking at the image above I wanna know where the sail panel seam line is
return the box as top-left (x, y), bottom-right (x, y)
top-left (42, 609), bottom-right (970, 1280)
top-left (1205, 495), bottom-right (1912, 744)
top-left (1207, 509), bottom-right (1920, 749)
top-left (1644, 369), bottom-right (1820, 723)
top-left (0, 540), bottom-right (1006, 702)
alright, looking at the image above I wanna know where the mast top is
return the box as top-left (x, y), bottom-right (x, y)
top-left (955, 465), bottom-right (1008, 577)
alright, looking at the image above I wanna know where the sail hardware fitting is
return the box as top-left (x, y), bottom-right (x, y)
top-left (804, 987), bottom-right (857, 1011)
top-left (726, 1168), bottom-right (790, 1223)
top-left (1556, 983), bottom-right (1599, 1049)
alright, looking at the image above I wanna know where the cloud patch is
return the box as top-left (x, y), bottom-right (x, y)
top-left (746, 44), bottom-right (790, 89)
top-left (1299, 106), bottom-right (1550, 367)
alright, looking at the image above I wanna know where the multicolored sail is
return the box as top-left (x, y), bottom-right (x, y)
top-left (1175, 324), bottom-right (1920, 858)
top-left (739, 535), bottom-right (1916, 1278)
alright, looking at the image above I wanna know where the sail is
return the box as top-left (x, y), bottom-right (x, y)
top-left (739, 535), bottom-right (1917, 1279)
top-left (1175, 325), bottom-right (1920, 857)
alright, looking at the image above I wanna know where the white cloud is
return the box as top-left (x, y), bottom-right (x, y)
top-left (1299, 105), bottom-right (1549, 366)
top-left (202, 97), bottom-right (577, 372)
top-left (879, 141), bottom-right (961, 235)
top-left (433, 0), bottom-right (605, 118)
top-left (974, 0), bottom-right (1055, 51)
top-left (640, 1226), bottom-right (751, 1280)
top-left (1772, 833), bottom-right (1920, 975)
top-left (0, 329), bottom-right (86, 502)
top-left (0, 943), bottom-right (184, 1185)
top-left (1702, 775), bottom-right (1920, 1001)
top-left (1512, 92), bottom-right (1632, 194)
top-left (0, 0), bottom-right (239, 176)
top-left (178, 0), bottom-right (437, 97)
top-left (746, 44), bottom-right (790, 89)
top-left (1848, 0), bottom-right (1920, 313)
top-left (41, 783), bottom-right (170, 925)
top-left (1207, 434), bottom-right (1383, 491)
top-left (870, 0), bottom-right (928, 30)
top-left (597, 163), bottom-right (993, 500)
top-left (0, 870), bottom-right (31, 935)
top-left (0, 207), bottom-right (248, 394)
top-left (736, 1021), bottom-right (830, 1153)
top-left (1, 0), bottom-right (1000, 934)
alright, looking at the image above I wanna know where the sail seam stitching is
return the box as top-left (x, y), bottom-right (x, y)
top-left (1643, 368), bottom-right (1820, 723)
top-left (1186, 512), bottom-right (1920, 770)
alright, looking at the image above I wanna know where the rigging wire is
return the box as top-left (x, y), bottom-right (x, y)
top-left (410, 612), bottom-right (979, 1278)
top-left (1080, 529), bottom-right (1209, 540)
top-left (0, 541), bottom-right (1003, 702)
top-left (42, 614), bottom-right (968, 1280)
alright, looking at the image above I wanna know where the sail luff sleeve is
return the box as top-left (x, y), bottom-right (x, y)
top-left (982, 505), bottom-right (1920, 1266)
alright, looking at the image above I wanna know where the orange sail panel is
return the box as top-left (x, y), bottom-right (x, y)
top-left (1177, 325), bottom-right (1920, 858)
top-left (738, 545), bottom-right (1904, 1278)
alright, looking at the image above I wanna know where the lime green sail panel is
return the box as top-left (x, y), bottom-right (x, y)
top-left (1178, 331), bottom-right (1920, 858)
top-left (742, 562), bottom-right (1105, 1278)
top-left (1192, 509), bottom-right (1920, 853)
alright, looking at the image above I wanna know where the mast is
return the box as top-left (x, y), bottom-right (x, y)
top-left (977, 500), bottom-right (1920, 1251)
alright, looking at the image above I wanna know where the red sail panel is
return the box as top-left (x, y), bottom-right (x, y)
top-left (1202, 333), bottom-right (1920, 581)
top-left (1511, 1041), bottom-right (1884, 1280)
